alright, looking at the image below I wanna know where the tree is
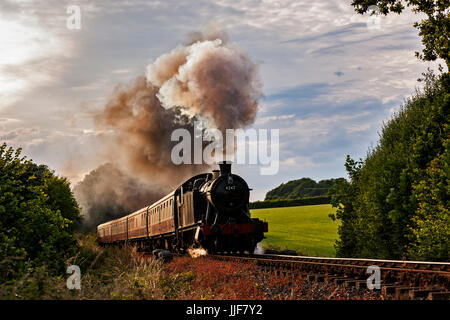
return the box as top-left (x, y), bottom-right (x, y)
top-left (329, 72), bottom-right (449, 260)
top-left (352, 0), bottom-right (449, 69)
top-left (265, 178), bottom-right (343, 200)
top-left (408, 138), bottom-right (449, 260)
top-left (0, 143), bottom-right (82, 280)
top-left (328, 157), bottom-right (363, 257)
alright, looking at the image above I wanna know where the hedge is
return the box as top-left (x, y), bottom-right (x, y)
top-left (250, 196), bottom-right (330, 209)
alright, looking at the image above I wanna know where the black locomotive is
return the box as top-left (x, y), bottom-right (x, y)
top-left (97, 161), bottom-right (268, 254)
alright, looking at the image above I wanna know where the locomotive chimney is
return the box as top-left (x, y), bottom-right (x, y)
top-left (218, 161), bottom-right (232, 176)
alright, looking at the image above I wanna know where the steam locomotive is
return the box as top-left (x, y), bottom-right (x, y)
top-left (97, 162), bottom-right (268, 254)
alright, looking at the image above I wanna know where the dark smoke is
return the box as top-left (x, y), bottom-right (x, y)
top-left (147, 32), bottom-right (261, 130)
top-left (74, 30), bottom-right (262, 230)
top-left (96, 76), bottom-right (209, 183)
top-left (73, 163), bottom-right (169, 231)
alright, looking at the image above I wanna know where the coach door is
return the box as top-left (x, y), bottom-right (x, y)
top-left (177, 188), bottom-right (183, 227)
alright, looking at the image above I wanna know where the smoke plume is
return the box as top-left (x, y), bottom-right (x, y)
top-left (74, 30), bottom-right (262, 230)
top-left (73, 163), bottom-right (169, 231)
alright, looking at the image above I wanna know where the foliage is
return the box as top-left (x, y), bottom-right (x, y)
top-left (265, 178), bottom-right (344, 200)
top-left (164, 256), bottom-right (384, 300)
top-left (351, 0), bottom-right (449, 69)
top-left (1, 235), bottom-right (384, 300)
top-left (250, 195), bottom-right (330, 209)
top-left (0, 235), bottom-right (167, 299)
top-left (0, 143), bottom-right (82, 280)
top-left (408, 138), bottom-right (449, 259)
top-left (329, 72), bottom-right (449, 261)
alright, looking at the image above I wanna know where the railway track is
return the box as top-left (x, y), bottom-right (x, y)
top-left (209, 253), bottom-right (450, 300)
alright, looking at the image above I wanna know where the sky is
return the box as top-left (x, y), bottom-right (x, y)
top-left (0, 0), bottom-right (443, 201)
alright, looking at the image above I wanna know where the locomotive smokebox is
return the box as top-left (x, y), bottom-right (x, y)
top-left (218, 161), bottom-right (232, 176)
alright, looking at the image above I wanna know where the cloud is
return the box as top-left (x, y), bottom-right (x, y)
top-left (0, 0), bottom-right (443, 202)
top-left (0, 1), bottom-right (77, 108)
top-left (0, 127), bottom-right (40, 142)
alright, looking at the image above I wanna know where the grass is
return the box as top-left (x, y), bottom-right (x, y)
top-left (251, 204), bottom-right (338, 257)
top-left (0, 234), bottom-right (169, 300)
top-left (1, 233), bottom-right (386, 300)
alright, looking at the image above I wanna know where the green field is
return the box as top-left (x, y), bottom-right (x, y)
top-left (251, 204), bottom-right (338, 257)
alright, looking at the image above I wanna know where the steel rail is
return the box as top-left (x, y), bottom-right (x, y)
top-left (209, 253), bottom-right (450, 291)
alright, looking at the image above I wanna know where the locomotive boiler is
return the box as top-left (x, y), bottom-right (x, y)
top-left (97, 162), bottom-right (268, 254)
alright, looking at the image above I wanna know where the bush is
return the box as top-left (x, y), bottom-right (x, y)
top-left (0, 235), bottom-right (167, 300)
top-left (329, 72), bottom-right (449, 261)
top-left (0, 143), bottom-right (82, 280)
